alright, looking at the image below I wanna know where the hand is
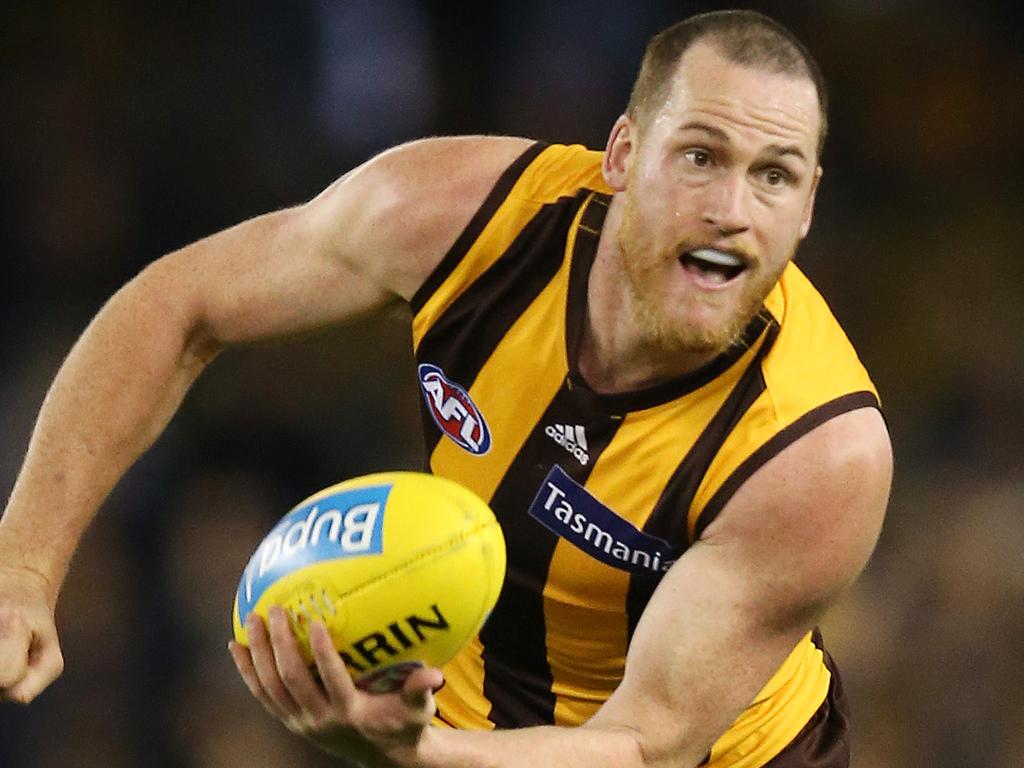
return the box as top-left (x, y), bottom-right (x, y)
top-left (229, 606), bottom-right (444, 767)
top-left (0, 565), bottom-right (63, 703)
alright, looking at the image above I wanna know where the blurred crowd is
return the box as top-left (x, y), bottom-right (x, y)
top-left (1, 2), bottom-right (1022, 766)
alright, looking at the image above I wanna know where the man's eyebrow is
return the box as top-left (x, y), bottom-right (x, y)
top-left (764, 144), bottom-right (808, 163)
top-left (677, 121), bottom-right (729, 142)
top-left (678, 122), bottom-right (808, 164)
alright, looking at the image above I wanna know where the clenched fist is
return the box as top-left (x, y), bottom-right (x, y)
top-left (0, 566), bottom-right (64, 704)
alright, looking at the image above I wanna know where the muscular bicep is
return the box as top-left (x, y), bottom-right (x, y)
top-left (140, 136), bottom-right (534, 348)
top-left (589, 407), bottom-right (892, 768)
top-left (146, 204), bottom-right (391, 348)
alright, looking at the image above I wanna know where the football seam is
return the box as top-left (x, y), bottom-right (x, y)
top-left (319, 518), bottom-right (500, 605)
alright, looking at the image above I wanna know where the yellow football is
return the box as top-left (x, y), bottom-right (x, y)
top-left (232, 471), bottom-right (506, 693)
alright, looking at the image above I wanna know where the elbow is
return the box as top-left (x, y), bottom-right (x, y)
top-left (622, 724), bottom-right (705, 768)
top-left (596, 722), bottom-right (652, 768)
top-left (588, 716), bottom-right (701, 768)
top-left (618, 723), bottom-right (650, 765)
top-left (629, 727), bottom-right (663, 768)
top-left (182, 320), bottom-right (225, 371)
top-left (124, 256), bottom-right (225, 369)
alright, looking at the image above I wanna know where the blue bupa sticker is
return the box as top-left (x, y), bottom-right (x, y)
top-left (529, 466), bottom-right (680, 575)
top-left (418, 363), bottom-right (491, 455)
top-left (236, 484), bottom-right (391, 622)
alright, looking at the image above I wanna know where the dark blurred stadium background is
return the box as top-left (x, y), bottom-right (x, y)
top-left (1, 2), bottom-right (1021, 766)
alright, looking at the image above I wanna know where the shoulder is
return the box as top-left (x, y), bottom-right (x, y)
top-left (303, 136), bottom-right (539, 301)
top-left (725, 405), bottom-right (893, 520)
top-left (700, 405), bottom-right (892, 623)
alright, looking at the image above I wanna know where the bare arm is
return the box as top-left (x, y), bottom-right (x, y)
top-left (0, 135), bottom-right (534, 702)
top-left (239, 406), bottom-right (891, 767)
top-left (427, 407), bottom-right (892, 767)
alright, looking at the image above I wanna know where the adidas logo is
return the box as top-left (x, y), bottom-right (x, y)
top-left (544, 423), bottom-right (590, 466)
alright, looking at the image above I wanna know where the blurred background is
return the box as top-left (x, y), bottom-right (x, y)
top-left (1, 1), bottom-right (1021, 766)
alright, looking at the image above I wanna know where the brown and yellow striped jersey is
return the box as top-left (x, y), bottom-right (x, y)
top-left (409, 142), bottom-right (879, 767)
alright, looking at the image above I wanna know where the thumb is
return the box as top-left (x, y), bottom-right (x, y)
top-left (400, 666), bottom-right (444, 710)
top-left (2, 624), bottom-right (64, 704)
top-left (0, 610), bottom-right (31, 690)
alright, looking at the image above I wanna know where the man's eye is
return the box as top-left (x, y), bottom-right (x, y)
top-left (763, 168), bottom-right (790, 186)
top-left (684, 149), bottom-right (711, 167)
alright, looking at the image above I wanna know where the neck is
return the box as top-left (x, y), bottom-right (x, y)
top-left (577, 197), bottom-right (723, 394)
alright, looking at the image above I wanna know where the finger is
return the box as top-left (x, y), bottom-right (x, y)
top-left (0, 610), bottom-right (31, 691)
top-left (400, 666), bottom-right (444, 715)
top-left (228, 640), bottom-right (289, 719)
top-left (266, 607), bottom-right (330, 715)
top-left (309, 620), bottom-right (359, 715)
top-left (246, 612), bottom-right (301, 717)
top-left (4, 632), bottom-right (64, 705)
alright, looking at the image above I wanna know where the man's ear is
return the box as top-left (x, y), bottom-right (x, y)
top-left (799, 165), bottom-right (823, 239)
top-left (602, 115), bottom-right (636, 192)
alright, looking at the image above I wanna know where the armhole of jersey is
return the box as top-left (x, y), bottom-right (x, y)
top-left (691, 391), bottom-right (882, 540)
top-left (409, 141), bottom-right (549, 314)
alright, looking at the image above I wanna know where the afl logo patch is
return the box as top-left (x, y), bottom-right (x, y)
top-left (418, 364), bottom-right (491, 455)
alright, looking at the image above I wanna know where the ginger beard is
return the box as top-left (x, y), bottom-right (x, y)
top-left (615, 187), bottom-right (795, 357)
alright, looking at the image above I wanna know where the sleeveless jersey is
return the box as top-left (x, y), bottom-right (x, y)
top-left (409, 142), bottom-right (879, 767)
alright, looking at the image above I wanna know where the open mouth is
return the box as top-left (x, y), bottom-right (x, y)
top-left (679, 248), bottom-right (747, 285)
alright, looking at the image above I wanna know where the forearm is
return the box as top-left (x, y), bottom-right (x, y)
top-left (0, 264), bottom-right (218, 591)
top-left (410, 723), bottom-right (649, 768)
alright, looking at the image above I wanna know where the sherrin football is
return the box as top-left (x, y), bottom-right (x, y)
top-left (232, 471), bottom-right (506, 693)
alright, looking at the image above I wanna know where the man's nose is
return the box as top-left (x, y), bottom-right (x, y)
top-left (701, 173), bottom-right (751, 237)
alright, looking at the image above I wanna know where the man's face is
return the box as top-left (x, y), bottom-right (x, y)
top-left (606, 42), bottom-right (822, 354)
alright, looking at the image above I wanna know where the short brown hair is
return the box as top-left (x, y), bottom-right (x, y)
top-left (626, 10), bottom-right (829, 158)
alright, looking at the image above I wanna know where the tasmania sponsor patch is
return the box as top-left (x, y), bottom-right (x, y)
top-left (528, 466), bottom-right (680, 574)
top-left (418, 363), bottom-right (492, 455)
